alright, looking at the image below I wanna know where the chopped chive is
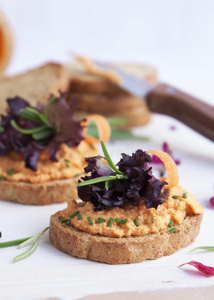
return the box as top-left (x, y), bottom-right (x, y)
top-left (87, 217), bottom-right (93, 225)
top-left (69, 211), bottom-right (79, 219)
top-left (115, 218), bottom-right (127, 224)
top-left (168, 220), bottom-right (173, 228)
top-left (151, 218), bottom-right (155, 224)
top-left (95, 217), bottom-right (106, 224)
top-left (7, 168), bottom-right (14, 175)
top-left (78, 202), bottom-right (86, 208)
top-left (172, 195), bottom-right (179, 199)
top-left (168, 227), bottom-right (177, 234)
top-left (67, 219), bottom-right (71, 225)
top-left (108, 217), bottom-right (114, 228)
top-left (77, 213), bottom-right (82, 220)
top-left (60, 218), bottom-right (70, 223)
top-left (0, 175), bottom-right (5, 181)
top-left (134, 219), bottom-right (139, 227)
top-left (183, 193), bottom-right (187, 199)
top-left (65, 163), bottom-right (70, 168)
top-left (65, 159), bottom-right (70, 163)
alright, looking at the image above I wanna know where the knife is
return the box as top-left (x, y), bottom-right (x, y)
top-left (95, 61), bottom-right (214, 142)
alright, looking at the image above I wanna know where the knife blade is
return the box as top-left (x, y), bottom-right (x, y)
top-left (94, 61), bottom-right (214, 142)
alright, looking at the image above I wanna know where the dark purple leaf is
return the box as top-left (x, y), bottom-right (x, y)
top-left (46, 93), bottom-right (84, 161)
top-left (78, 150), bottom-right (168, 211)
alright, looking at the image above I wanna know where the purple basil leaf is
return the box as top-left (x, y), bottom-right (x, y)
top-left (46, 93), bottom-right (84, 161)
top-left (78, 149), bottom-right (169, 211)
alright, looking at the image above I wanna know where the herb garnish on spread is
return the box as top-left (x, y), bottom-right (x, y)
top-left (0, 94), bottom-right (110, 183)
top-left (58, 142), bottom-right (203, 238)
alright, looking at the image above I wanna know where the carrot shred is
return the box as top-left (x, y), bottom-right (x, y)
top-left (82, 114), bottom-right (111, 144)
top-left (147, 150), bottom-right (179, 189)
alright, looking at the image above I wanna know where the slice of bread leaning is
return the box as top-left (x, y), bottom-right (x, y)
top-left (49, 211), bottom-right (202, 264)
top-left (0, 62), bottom-right (70, 114)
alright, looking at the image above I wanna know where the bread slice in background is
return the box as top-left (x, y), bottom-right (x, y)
top-left (50, 211), bottom-right (202, 264)
top-left (66, 61), bottom-right (158, 95)
top-left (0, 62), bottom-right (69, 114)
top-left (66, 61), bottom-right (157, 127)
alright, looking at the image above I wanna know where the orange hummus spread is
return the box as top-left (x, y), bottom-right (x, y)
top-left (0, 141), bottom-right (97, 183)
top-left (60, 185), bottom-right (203, 238)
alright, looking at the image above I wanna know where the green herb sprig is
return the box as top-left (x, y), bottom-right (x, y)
top-left (0, 227), bottom-right (49, 262)
top-left (190, 246), bottom-right (214, 252)
top-left (10, 97), bottom-right (58, 142)
top-left (78, 141), bottom-right (128, 187)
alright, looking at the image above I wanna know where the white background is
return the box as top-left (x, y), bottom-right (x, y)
top-left (0, 1), bottom-right (214, 300)
top-left (1, 0), bottom-right (214, 105)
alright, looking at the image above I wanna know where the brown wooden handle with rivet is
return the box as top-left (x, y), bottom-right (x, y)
top-left (146, 83), bottom-right (214, 142)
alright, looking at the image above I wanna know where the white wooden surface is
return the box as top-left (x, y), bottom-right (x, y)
top-left (0, 110), bottom-right (214, 300)
top-left (0, 2), bottom-right (214, 297)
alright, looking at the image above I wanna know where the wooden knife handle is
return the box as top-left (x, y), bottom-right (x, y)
top-left (146, 83), bottom-right (214, 141)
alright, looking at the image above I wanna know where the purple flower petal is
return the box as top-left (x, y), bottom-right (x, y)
top-left (210, 197), bottom-right (214, 207)
top-left (179, 261), bottom-right (214, 277)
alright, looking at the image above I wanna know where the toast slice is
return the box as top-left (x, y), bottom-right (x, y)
top-left (0, 62), bottom-right (70, 114)
top-left (66, 61), bottom-right (158, 95)
top-left (49, 211), bottom-right (202, 264)
top-left (0, 177), bottom-right (79, 205)
top-left (66, 60), bottom-right (156, 127)
top-left (73, 93), bottom-right (151, 128)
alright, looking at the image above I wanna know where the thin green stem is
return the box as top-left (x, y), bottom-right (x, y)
top-left (18, 233), bottom-right (40, 249)
top-left (19, 109), bottom-right (43, 124)
top-left (43, 96), bottom-right (57, 118)
top-left (32, 129), bottom-right (55, 140)
top-left (0, 237), bottom-right (32, 248)
top-left (10, 120), bottom-right (48, 135)
top-left (13, 227), bottom-right (49, 262)
top-left (78, 175), bottom-right (128, 187)
top-left (25, 107), bottom-right (50, 126)
top-left (101, 141), bottom-right (123, 175)
top-left (190, 246), bottom-right (214, 252)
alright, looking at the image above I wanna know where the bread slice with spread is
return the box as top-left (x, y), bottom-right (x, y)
top-left (49, 142), bottom-right (203, 264)
top-left (0, 94), bottom-right (110, 204)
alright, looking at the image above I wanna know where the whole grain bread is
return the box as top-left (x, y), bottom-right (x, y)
top-left (66, 61), bottom-right (158, 95)
top-left (66, 60), bottom-right (156, 127)
top-left (49, 211), bottom-right (202, 264)
top-left (0, 62), bottom-right (69, 114)
top-left (71, 93), bottom-right (151, 128)
top-left (0, 177), bottom-right (79, 205)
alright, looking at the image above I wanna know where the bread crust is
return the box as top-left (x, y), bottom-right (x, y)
top-left (0, 62), bottom-right (70, 114)
top-left (66, 62), bottom-right (158, 95)
top-left (49, 211), bottom-right (202, 264)
top-left (0, 177), bottom-right (79, 205)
